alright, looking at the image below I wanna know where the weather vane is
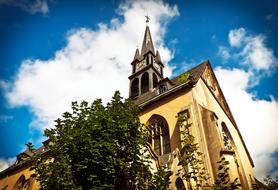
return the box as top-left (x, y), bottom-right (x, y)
top-left (145, 15), bottom-right (150, 24)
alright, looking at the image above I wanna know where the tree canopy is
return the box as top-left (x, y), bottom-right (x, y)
top-left (33, 91), bottom-right (169, 190)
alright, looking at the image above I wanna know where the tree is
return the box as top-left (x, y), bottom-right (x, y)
top-left (151, 166), bottom-right (172, 190)
top-left (25, 142), bottom-right (35, 152)
top-left (263, 175), bottom-right (278, 190)
top-left (213, 157), bottom-right (241, 190)
top-left (177, 111), bottom-right (210, 189)
top-left (177, 110), bottom-right (240, 190)
top-left (33, 91), bottom-right (170, 190)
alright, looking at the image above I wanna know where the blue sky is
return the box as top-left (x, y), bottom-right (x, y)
top-left (0, 0), bottom-right (277, 179)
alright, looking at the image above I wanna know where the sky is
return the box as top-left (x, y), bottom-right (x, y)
top-left (0, 0), bottom-right (277, 180)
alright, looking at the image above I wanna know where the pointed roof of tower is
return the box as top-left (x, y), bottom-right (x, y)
top-left (155, 50), bottom-right (163, 65)
top-left (141, 26), bottom-right (155, 55)
top-left (133, 48), bottom-right (140, 61)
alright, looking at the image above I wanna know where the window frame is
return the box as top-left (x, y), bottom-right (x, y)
top-left (147, 115), bottom-right (171, 156)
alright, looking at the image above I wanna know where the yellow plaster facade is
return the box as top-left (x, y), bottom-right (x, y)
top-left (0, 25), bottom-right (258, 190)
top-left (0, 164), bottom-right (39, 190)
top-left (136, 63), bottom-right (256, 189)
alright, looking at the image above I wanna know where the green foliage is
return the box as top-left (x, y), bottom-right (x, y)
top-left (263, 175), bottom-right (278, 190)
top-left (177, 111), bottom-right (242, 190)
top-left (25, 142), bottom-right (35, 152)
top-left (177, 72), bottom-right (190, 82)
top-left (212, 157), bottom-right (241, 190)
top-left (177, 111), bottom-right (210, 189)
top-left (33, 91), bottom-right (170, 190)
top-left (151, 166), bottom-right (172, 190)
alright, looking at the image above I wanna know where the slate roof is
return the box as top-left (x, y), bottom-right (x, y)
top-left (141, 26), bottom-right (155, 55)
top-left (171, 61), bottom-right (207, 86)
top-left (134, 60), bottom-right (209, 107)
top-left (0, 140), bottom-right (50, 178)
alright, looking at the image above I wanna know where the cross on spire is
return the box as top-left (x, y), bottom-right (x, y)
top-left (145, 15), bottom-right (150, 23)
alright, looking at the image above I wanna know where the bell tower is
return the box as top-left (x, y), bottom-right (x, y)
top-left (129, 20), bottom-right (165, 99)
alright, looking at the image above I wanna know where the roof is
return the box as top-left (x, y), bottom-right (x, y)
top-left (21, 149), bottom-right (34, 157)
top-left (0, 140), bottom-right (50, 178)
top-left (133, 48), bottom-right (140, 61)
top-left (134, 60), bottom-right (209, 107)
top-left (141, 26), bottom-right (155, 55)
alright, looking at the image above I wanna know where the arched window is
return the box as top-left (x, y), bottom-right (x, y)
top-left (130, 78), bottom-right (139, 98)
top-left (221, 122), bottom-right (234, 150)
top-left (220, 122), bottom-right (244, 185)
top-left (147, 115), bottom-right (171, 156)
top-left (132, 64), bottom-right (136, 73)
top-left (175, 177), bottom-right (186, 190)
top-left (141, 72), bottom-right (149, 94)
top-left (153, 73), bottom-right (158, 88)
top-left (159, 84), bottom-right (167, 94)
top-left (14, 175), bottom-right (25, 190)
top-left (26, 174), bottom-right (36, 190)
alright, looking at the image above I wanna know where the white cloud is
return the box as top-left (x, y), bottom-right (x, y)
top-left (0, 157), bottom-right (16, 172)
top-left (0, 0), bottom-right (49, 15)
top-left (241, 35), bottom-right (278, 71)
top-left (1, 0), bottom-right (178, 130)
top-left (217, 46), bottom-right (231, 62)
top-left (0, 160), bottom-right (8, 172)
top-left (228, 28), bottom-right (246, 47)
top-left (217, 27), bottom-right (278, 180)
top-left (223, 28), bottom-right (278, 71)
top-left (215, 67), bottom-right (278, 180)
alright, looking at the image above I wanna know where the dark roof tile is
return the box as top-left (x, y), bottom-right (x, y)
top-left (133, 60), bottom-right (209, 106)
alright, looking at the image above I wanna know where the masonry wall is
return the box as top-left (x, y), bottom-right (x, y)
top-left (139, 89), bottom-right (201, 189)
top-left (0, 165), bottom-right (39, 190)
top-left (139, 77), bottom-right (256, 189)
top-left (0, 77), bottom-right (256, 190)
top-left (192, 78), bottom-right (255, 189)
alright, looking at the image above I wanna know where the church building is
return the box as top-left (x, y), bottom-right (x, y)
top-left (129, 23), bottom-right (256, 189)
top-left (0, 23), bottom-right (257, 189)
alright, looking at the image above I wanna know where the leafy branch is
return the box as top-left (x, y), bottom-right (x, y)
top-left (177, 111), bottom-right (210, 189)
top-left (213, 156), bottom-right (241, 190)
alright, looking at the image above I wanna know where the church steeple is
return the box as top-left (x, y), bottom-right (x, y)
top-left (129, 19), bottom-right (165, 99)
top-left (141, 26), bottom-right (155, 55)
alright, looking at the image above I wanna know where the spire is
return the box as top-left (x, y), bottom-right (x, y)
top-left (133, 48), bottom-right (140, 61)
top-left (155, 50), bottom-right (162, 64)
top-left (141, 25), bottom-right (155, 55)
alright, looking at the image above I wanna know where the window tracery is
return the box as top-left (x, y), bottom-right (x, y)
top-left (159, 84), bottom-right (167, 94)
top-left (222, 130), bottom-right (233, 150)
top-left (147, 115), bottom-right (171, 156)
top-left (221, 122), bottom-right (233, 151)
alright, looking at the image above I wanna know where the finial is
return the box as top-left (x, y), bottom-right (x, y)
top-left (145, 15), bottom-right (150, 24)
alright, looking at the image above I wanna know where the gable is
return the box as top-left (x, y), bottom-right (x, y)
top-left (200, 64), bottom-right (236, 126)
